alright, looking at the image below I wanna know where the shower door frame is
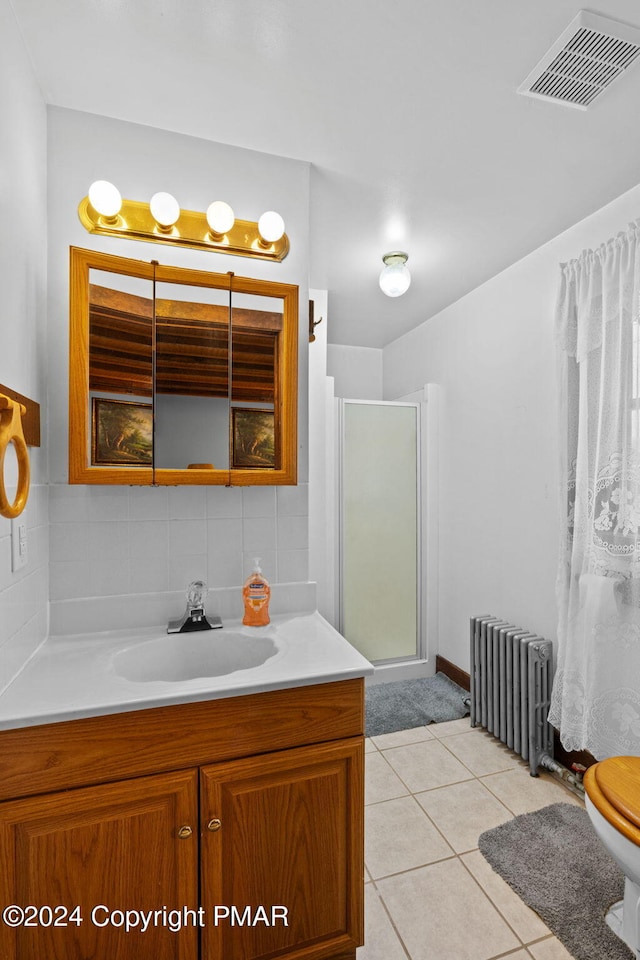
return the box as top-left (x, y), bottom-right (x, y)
top-left (337, 398), bottom-right (426, 668)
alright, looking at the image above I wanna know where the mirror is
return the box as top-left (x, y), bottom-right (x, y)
top-left (69, 248), bottom-right (298, 486)
top-left (154, 278), bottom-right (232, 472)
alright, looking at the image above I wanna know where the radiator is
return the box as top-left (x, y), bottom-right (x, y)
top-left (469, 615), bottom-right (554, 777)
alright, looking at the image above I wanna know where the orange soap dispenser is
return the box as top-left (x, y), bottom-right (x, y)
top-left (242, 557), bottom-right (271, 626)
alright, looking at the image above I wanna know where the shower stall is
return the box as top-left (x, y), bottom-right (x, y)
top-left (338, 398), bottom-right (428, 675)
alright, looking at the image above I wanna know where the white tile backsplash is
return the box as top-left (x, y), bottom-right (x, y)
top-left (86, 486), bottom-right (130, 521)
top-left (50, 581), bottom-right (317, 636)
top-left (88, 521), bottom-right (130, 561)
top-left (242, 516), bottom-right (277, 555)
top-left (0, 484), bottom-right (49, 681)
top-left (207, 517), bottom-right (243, 553)
top-left (50, 484), bottom-right (91, 522)
top-left (207, 550), bottom-right (244, 589)
top-left (277, 484), bottom-right (308, 517)
top-left (50, 559), bottom-right (92, 601)
top-left (277, 549), bottom-right (309, 583)
top-left (128, 556), bottom-right (169, 594)
top-left (277, 515), bottom-right (309, 551)
top-left (206, 485), bottom-right (243, 518)
top-left (1, 481), bottom-right (311, 680)
top-left (50, 522), bottom-right (89, 562)
top-left (242, 486), bottom-right (276, 518)
top-left (169, 518), bottom-right (207, 556)
top-left (129, 486), bottom-right (169, 520)
top-left (88, 557), bottom-right (131, 597)
top-left (168, 486), bottom-right (207, 519)
top-left (0, 535), bottom-right (12, 593)
top-left (168, 553), bottom-right (209, 591)
top-left (129, 520), bottom-right (169, 559)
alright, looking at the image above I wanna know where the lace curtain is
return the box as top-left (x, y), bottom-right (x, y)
top-left (549, 221), bottom-right (640, 759)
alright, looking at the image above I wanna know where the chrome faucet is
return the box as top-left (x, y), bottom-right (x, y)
top-left (167, 580), bottom-right (223, 633)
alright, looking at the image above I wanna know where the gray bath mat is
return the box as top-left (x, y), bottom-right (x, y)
top-left (365, 672), bottom-right (469, 737)
top-left (479, 802), bottom-right (632, 960)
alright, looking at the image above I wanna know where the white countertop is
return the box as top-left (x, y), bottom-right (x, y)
top-left (0, 612), bottom-right (373, 731)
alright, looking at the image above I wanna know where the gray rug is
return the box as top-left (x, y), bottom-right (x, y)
top-left (479, 803), bottom-right (632, 960)
top-left (365, 672), bottom-right (469, 737)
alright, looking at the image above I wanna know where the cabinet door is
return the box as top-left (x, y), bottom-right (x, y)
top-left (201, 738), bottom-right (364, 960)
top-left (0, 769), bottom-right (198, 960)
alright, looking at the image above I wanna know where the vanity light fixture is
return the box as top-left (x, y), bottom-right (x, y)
top-left (88, 180), bottom-right (122, 222)
top-left (78, 183), bottom-right (289, 261)
top-left (149, 192), bottom-right (181, 231)
top-left (258, 211), bottom-right (286, 245)
top-left (206, 200), bottom-right (235, 238)
top-left (379, 251), bottom-right (411, 298)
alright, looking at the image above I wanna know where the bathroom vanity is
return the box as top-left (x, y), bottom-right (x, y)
top-left (0, 613), bottom-right (370, 960)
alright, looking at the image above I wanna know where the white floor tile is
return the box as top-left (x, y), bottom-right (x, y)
top-left (371, 725), bottom-right (435, 750)
top-left (376, 858), bottom-right (520, 960)
top-left (383, 738), bottom-right (474, 793)
top-left (429, 717), bottom-right (473, 738)
top-left (416, 779), bottom-right (513, 853)
top-left (362, 718), bottom-right (582, 960)
top-left (481, 766), bottom-right (583, 816)
top-left (461, 850), bottom-right (551, 943)
top-left (357, 884), bottom-right (408, 960)
top-left (441, 729), bottom-right (521, 776)
top-left (365, 751), bottom-right (410, 805)
top-left (528, 937), bottom-right (576, 960)
top-left (365, 795), bottom-right (453, 879)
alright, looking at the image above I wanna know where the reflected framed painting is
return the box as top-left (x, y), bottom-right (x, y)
top-left (231, 408), bottom-right (276, 468)
top-left (92, 398), bottom-right (153, 466)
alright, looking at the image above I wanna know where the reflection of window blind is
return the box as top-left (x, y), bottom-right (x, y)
top-left (342, 402), bottom-right (418, 663)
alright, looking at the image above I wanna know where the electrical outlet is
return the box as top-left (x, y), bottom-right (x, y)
top-left (11, 518), bottom-right (28, 571)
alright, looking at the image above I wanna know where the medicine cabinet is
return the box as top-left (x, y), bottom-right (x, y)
top-left (69, 247), bottom-right (298, 486)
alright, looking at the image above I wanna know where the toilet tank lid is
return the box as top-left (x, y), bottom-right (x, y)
top-left (593, 756), bottom-right (640, 831)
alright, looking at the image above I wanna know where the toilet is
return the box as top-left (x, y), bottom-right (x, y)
top-left (584, 756), bottom-right (640, 953)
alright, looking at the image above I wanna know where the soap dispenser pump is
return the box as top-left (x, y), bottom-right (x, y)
top-left (242, 558), bottom-right (271, 626)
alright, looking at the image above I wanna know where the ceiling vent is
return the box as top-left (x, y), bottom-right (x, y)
top-left (518, 10), bottom-right (640, 109)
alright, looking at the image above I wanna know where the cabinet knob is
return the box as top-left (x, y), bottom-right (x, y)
top-left (207, 818), bottom-right (222, 832)
top-left (177, 825), bottom-right (193, 839)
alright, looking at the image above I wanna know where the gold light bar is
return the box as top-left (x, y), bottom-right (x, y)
top-left (78, 196), bottom-right (289, 262)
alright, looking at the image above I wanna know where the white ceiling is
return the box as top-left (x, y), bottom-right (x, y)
top-left (10, 0), bottom-right (640, 347)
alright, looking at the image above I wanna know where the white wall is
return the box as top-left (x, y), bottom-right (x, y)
top-left (384, 182), bottom-right (640, 671)
top-left (47, 107), bottom-right (311, 631)
top-left (0, 0), bottom-right (49, 690)
top-left (327, 344), bottom-right (383, 400)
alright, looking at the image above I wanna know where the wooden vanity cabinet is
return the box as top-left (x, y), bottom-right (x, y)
top-left (0, 679), bottom-right (365, 960)
top-left (201, 740), bottom-right (362, 960)
top-left (0, 770), bottom-right (199, 960)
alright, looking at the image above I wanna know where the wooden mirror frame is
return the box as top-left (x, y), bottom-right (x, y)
top-left (69, 247), bottom-right (298, 486)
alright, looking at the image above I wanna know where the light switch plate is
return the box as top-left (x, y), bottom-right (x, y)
top-left (11, 518), bottom-right (28, 571)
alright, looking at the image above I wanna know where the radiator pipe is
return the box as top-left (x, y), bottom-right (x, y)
top-left (539, 753), bottom-right (585, 796)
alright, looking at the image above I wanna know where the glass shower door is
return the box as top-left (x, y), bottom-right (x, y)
top-left (340, 400), bottom-right (420, 663)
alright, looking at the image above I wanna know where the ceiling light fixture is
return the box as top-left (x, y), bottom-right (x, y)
top-left (78, 184), bottom-right (289, 261)
top-left (379, 251), bottom-right (411, 298)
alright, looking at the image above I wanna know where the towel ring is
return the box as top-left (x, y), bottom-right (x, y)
top-left (0, 395), bottom-right (30, 519)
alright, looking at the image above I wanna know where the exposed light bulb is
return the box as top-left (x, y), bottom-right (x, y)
top-left (88, 180), bottom-right (122, 219)
top-left (379, 252), bottom-right (411, 298)
top-left (258, 211), bottom-right (285, 244)
top-left (206, 201), bottom-right (235, 236)
top-left (149, 192), bottom-right (180, 228)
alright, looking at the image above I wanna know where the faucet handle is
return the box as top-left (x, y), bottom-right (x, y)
top-left (186, 580), bottom-right (208, 611)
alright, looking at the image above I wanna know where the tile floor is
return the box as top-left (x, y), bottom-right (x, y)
top-left (358, 716), bottom-right (584, 960)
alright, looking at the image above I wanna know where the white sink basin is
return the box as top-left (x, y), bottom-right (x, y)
top-left (113, 631), bottom-right (279, 683)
